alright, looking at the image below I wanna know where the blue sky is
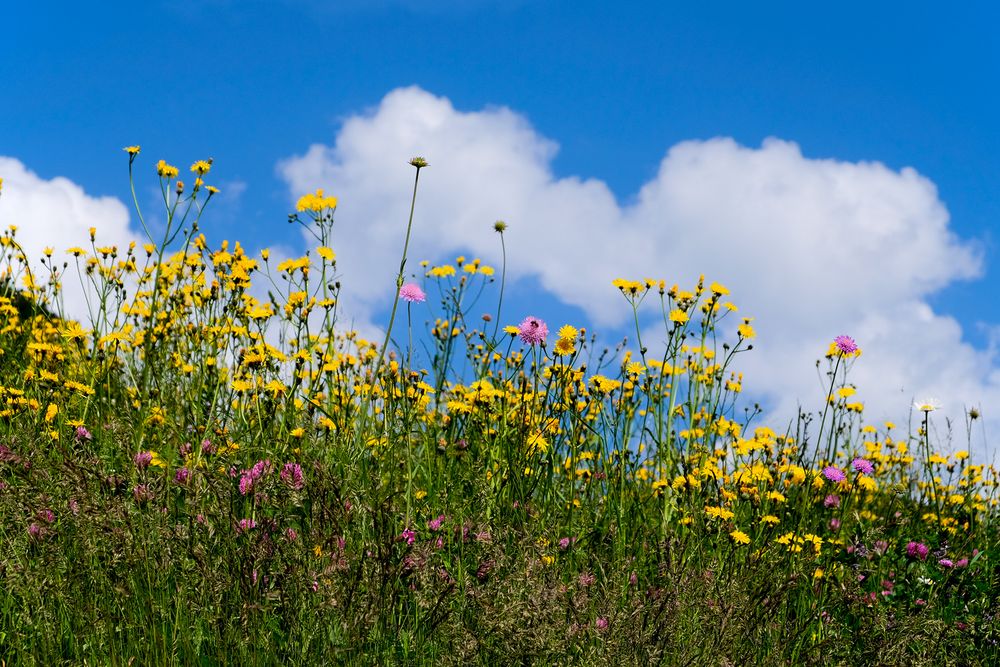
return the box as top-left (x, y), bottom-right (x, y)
top-left (2, 1), bottom-right (999, 448)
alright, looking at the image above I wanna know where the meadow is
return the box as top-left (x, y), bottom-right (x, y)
top-left (0, 150), bottom-right (997, 665)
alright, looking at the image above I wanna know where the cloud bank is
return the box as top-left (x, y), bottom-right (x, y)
top-left (278, 86), bottom-right (998, 457)
top-left (0, 157), bottom-right (141, 320)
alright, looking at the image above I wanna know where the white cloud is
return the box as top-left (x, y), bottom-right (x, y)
top-left (277, 86), bottom-right (997, 459)
top-left (0, 157), bottom-right (142, 321)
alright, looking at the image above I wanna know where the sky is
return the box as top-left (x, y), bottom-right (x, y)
top-left (2, 1), bottom-right (999, 456)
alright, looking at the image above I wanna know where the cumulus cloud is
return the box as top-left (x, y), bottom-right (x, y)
top-left (277, 86), bottom-right (997, 457)
top-left (0, 156), bottom-right (141, 320)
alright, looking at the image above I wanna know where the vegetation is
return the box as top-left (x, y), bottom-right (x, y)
top-left (0, 151), bottom-right (996, 665)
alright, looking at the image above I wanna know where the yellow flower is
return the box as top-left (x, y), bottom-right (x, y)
top-left (709, 281), bottom-right (730, 296)
top-left (553, 337), bottom-right (575, 356)
top-left (123, 145), bottom-right (141, 155)
top-left (415, 489), bottom-right (428, 500)
top-left (557, 324), bottom-right (578, 340)
top-left (705, 506), bottom-right (734, 520)
top-left (190, 160), bottom-right (212, 175)
top-left (316, 246), bottom-right (336, 261)
top-left (760, 514), bottom-right (780, 525)
top-left (669, 309), bottom-right (689, 324)
top-left (296, 188), bottom-right (338, 212)
top-left (730, 530), bottom-right (750, 545)
top-left (156, 160), bottom-right (179, 178)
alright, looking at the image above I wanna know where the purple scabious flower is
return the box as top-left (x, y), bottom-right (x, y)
top-left (280, 462), bottom-right (305, 490)
top-left (834, 335), bottom-right (858, 355)
top-left (517, 316), bottom-right (549, 345)
top-left (823, 466), bottom-right (846, 483)
top-left (907, 541), bottom-right (930, 561)
top-left (399, 283), bottom-right (426, 303)
top-left (852, 457), bottom-right (874, 475)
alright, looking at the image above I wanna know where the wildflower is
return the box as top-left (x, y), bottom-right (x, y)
top-left (913, 398), bottom-right (942, 412)
top-left (132, 484), bottom-right (152, 504)
top-left (517, 316), bottom-right (548, 345)
top-left (134, 451), bottom-right (153, 470)
top-left (939, 558), bottom-right (954, 568)
top-left (494, 220), bottom-right (507, 232)
top-left (75, 426), bottom-right (92, 441)
top-left (824, 494), bottom-right (841, 508)
top-left (595, 617), bottom-right (609, 631)
top-left (190, 160), bottom-right (212, 175)
top-left (28, 523), bottom-right (42, 540)
top-left (285, 528), bottom-right (298, 541)
top-left (237, 518), bottom-right (257, 534)
top-left (427, 514), bottom-right (445, 531)
top-left (829, 518), bottom-right (841, 531)
top-left (174, 467), bottom-right (191, 485)
top-left (907, 541), bottom-right (930, 561)
top-left (578, 572), bottom-right (596, 587)
top-left (399, 528), bottom-right (417, 545)
top-left (280, 462), bottom-right (305, 490)
top-left (123, 145), bottom-right (141, 155)
top-left (156, 160), bottom-right (179, 179)
top-left (730, 529), bottom-right (751, 545)
top-left (399, 283), bottom-right (426, 303)
top-left (833, 335), bottom-right (858, 355)
top-left (852, 457), bottom-right (874, 475)
top-left (822, 466), bottom-right (846, 483)
top-left (409, 156), bottom-right (429, 168)
top-left (558, 536), bottom-right (574, 550)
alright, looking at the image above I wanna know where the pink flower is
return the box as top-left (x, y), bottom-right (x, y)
top-left (134, 451), bottom-right (153, 470)
top-left (75, 426), bottom-right (92, 441)
top-left (517, 316), bottom-right (548, 345)
top-left (237, 518), bottom-right (257, 534)
top-left (132, 484), bottom-right (153, 504)
top-left (852, 458), bottom-right (874, 475)
top-left (822, 466), bottom-right (846, 483)
top-left (906, 541), bottom-right (929, 561)
top-left (174, 467), bottom-right (191, 485)
top-left (280, 462), bottom-right (305, 490)
top-left (427, 514), bottom-right (445, 532)
top-left (595, 617), bottom-right (609, 631)
top-left (824, 494), bottom-right (841, 508)
top-left (399, 528), bottom-right (416, 545)
top-left (399, 283), bottom-right (426, 303)
top-left (939, 558), bottom-right (954, 568)
top-left (834, 335), bottom-right (858, 354)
